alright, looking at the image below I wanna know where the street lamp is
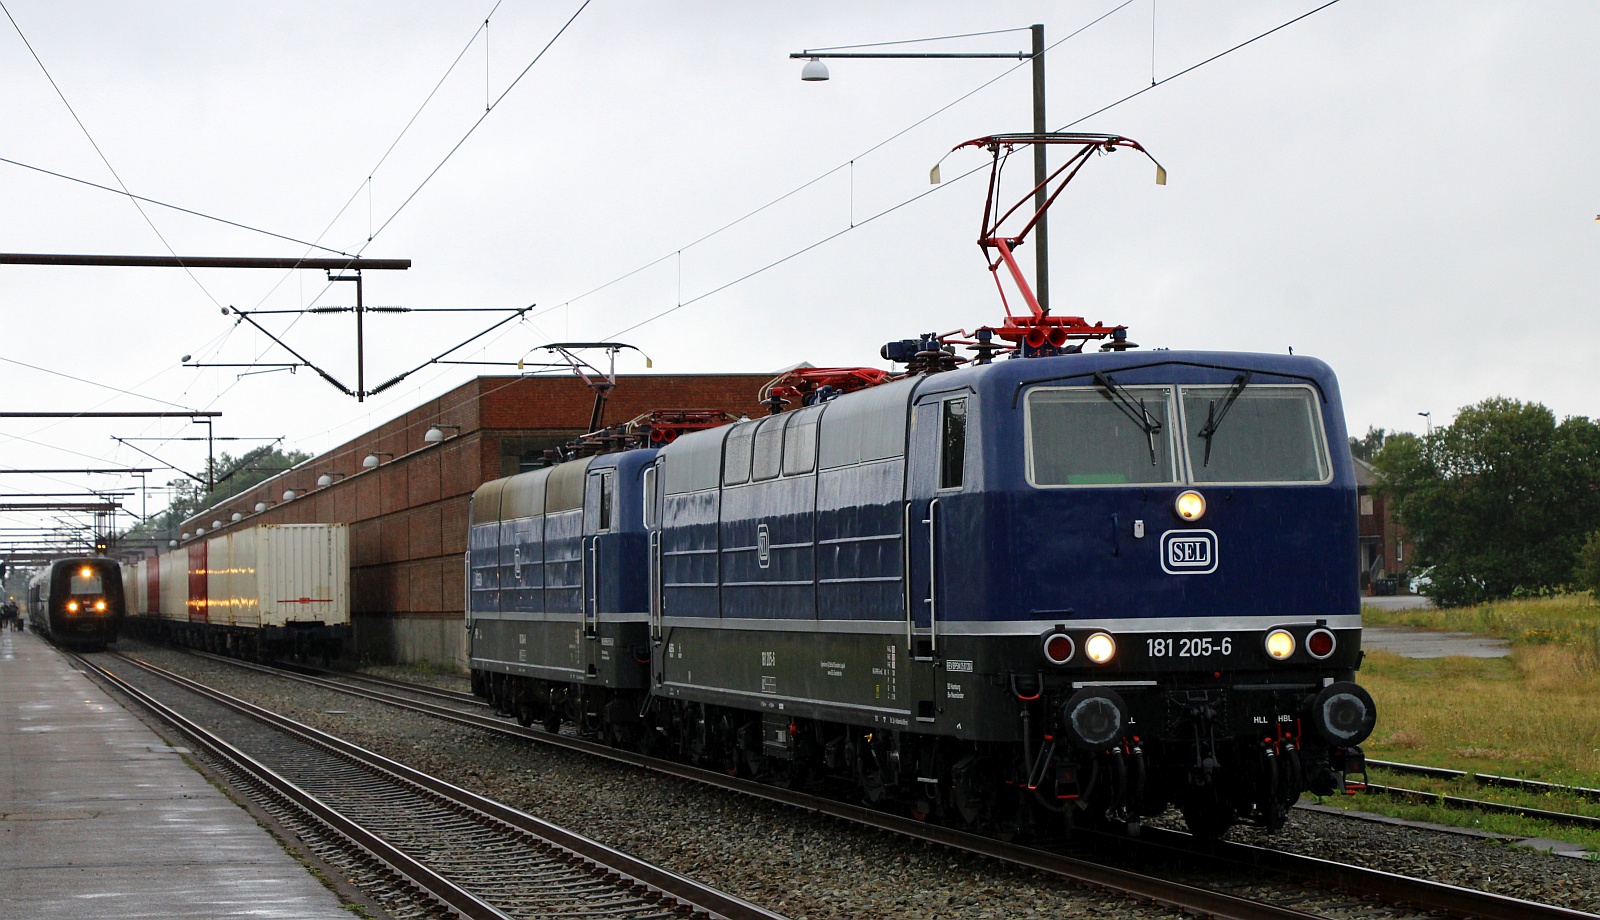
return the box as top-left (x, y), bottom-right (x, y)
top-left (1417, 411), bottom-right (1433, 435)
top-left (363, 451), bottom-right (394, 469)
top-left (792, 25), bottom-right (1054, 311)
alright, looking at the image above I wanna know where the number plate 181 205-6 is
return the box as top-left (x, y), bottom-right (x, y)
top-left (1145, 635), bottom-right (1233, 659)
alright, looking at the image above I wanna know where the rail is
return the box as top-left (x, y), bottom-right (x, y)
top-left (150, 648), bottom-right (1600, 920)
top-left (89, 652), bottom-right (788, 920)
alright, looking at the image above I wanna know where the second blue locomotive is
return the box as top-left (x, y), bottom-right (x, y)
top-left (466, 348), bottom-right (1376, 838)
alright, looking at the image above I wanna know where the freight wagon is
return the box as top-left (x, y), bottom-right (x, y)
top-left (127, 523), bottom-right (351, 662)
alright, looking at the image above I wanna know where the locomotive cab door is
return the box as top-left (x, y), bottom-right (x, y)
top-left (581, 467), bottom-right (616, 660)
top-left (906, 390), bottom-right (971, 723)
top-left (644, 460), bottom-right (663, 645)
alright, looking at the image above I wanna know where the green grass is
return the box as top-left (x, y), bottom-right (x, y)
top-left (1362, 592), bottom-right (1600, 666)
top-left (1322, 595), bottom-right (1600, 847)
top-left (1309, 783), bottom-right (1600, 855)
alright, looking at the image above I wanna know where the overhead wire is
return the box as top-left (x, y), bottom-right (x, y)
top-left (321, 1), bottom-right (1139, 421)
top-left (280, 0), bottom-right (1350, 480)
top-left (604, 0), bottom-right (1348, 339)
top-left (802, 28), bottom-right (1035, 53)
top-left (189, 0), bottom-right (586, 397)
top-left (532, 0), bottom-right (1138, 327)
top-left (143, 0), bottom-right (511, 387)
top-left (0, 355), bottom-right (204, 411)
top-left (127, 1), bottom-right (1338, 525)
top-left (1056, 0), bottom-right (1345, 131)
top-left (0, 0), bottom-right (226, 311)
top-left (0, 156), bottom-right (357, 257)
top-left (361, 0), bottom-right (592, 246)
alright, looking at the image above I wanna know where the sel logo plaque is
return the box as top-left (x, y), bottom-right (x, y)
top-left (1160, 529), bottom-right (1218, 574)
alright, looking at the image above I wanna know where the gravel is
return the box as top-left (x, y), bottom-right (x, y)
top-left (119, 641), bottom-right (1600, 919)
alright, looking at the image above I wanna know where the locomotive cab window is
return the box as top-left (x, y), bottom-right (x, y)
top-left (1026, 386), bottom-right (1177, 486)
top-left (1180, 384), bottom-right (1330, 483)
top-left (939, 397), bottom-right (967, 490)
top-left (71, 569), bottom-right (103, 594)
top-left (596, 470), bottom-right (616, 531)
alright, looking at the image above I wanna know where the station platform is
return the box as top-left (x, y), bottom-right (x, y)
top-left (0, 629), bottom-right (353, 919)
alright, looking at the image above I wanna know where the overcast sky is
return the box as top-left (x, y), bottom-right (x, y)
top-left (2, 1), bottom-right (1596, 535)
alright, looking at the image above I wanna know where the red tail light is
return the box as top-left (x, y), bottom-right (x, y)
top-left (1306, 628), bottom-right (1336, 659)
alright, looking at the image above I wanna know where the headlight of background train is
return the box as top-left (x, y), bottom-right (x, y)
top-left (466, 349), bottom-right (1376, 840)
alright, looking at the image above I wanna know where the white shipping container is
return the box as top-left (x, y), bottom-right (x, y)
top-left (140, 525), bottom-right (348, 632)
top-left (234, 524), bottom-right (349, 629)
top-left (158, 548), bottom-right (189, 622)
top-left (126, 560), bottom-right (146, 616)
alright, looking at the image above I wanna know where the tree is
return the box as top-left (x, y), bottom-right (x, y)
top-left (123, 446), bottom-right (311, 540)
top-left (1576, 531), bottom-right (1600, 595)
top-left (1349, 426), bottom-right (1387, 462)
top-left (1374, 398), bottom-right (1600, 607)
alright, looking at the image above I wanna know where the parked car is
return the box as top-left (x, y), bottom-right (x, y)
top-left (1408, 567), bottom-right (1434, 594)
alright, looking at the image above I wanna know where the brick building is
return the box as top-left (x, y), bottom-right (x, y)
top-left (179, 373), bottom-right (773, 664)
top-left (1354, 457), bottom-right (1415, 594)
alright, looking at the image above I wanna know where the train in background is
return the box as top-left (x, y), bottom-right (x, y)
top-left (462, 133), bottom-right (1378, 839)
top-left (125, 523), bottom-right (350, 663)
top-left (26, 556), bottom-right (126, 649)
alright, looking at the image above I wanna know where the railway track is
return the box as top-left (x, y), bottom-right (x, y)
top-left (1358, 759), bottom-right (1600, 832)
top-left (78, 651), bottom-right (787, 920)
top-left (258, 655), bottom-right (486, 707)
top-left (145, 647), bottom-right (1600, 920)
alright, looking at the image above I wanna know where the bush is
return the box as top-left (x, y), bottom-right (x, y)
top-left (1576, 531), bottom-right (1600, 595)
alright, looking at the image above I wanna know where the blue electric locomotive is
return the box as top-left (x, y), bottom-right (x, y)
top-left (467, 132), bottom-right (1375, 837)
top-left (468, 448), bottom-right (659, 738)
top-left (644, 349), bottom-right (1373, 836)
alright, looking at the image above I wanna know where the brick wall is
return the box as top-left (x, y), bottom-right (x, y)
top-left (178, 373), bottom-right (774, 662)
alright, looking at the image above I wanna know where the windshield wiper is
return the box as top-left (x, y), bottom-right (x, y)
top-left (1198, 372), bottom-right (1252, 467)
top-left (1093, 371), bottom-right (1162, 466)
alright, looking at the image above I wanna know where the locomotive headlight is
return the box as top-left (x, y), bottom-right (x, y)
top-left (1174, 490), bottom-right (1206, 521)
top-left (67, 600), bottom-right (80, 612)
top-left (1084, 632), bottom-right (1117, 664)
top-left (1265, 628), bottom-right (1295, 660)
top-left (94, 600), bottom-right (107, 612)
top-left (80, 566), bottom-right (93, 578)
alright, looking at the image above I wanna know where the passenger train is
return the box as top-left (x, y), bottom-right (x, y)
top-left (27, 556), bottom-right (126, 650)
top-left (466, 347), bottom-right (1377, 837)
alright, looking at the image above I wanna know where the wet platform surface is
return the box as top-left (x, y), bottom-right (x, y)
top-left (1363, 626), bottom-right (1512, 658)
top-left (0, 629), bottom-right (352, 919)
